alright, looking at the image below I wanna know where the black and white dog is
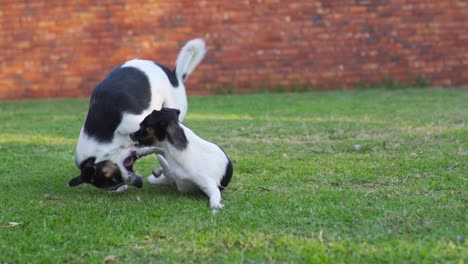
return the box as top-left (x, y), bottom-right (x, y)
top-left (130, 108), bottom-right (233, 211)
top-left (68, 39), bottom-right (206, 191)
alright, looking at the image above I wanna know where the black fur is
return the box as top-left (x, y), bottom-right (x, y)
top-left (84, 67), bottom-right (151, 142)
top-left (219, 158), bottom-right (233, 191)
top-left (80, 157), bottom-right (96, 169)
top-left (155, 63), bottom-right (179, 88)
top-left (166, 122), bottom-right (188, 150)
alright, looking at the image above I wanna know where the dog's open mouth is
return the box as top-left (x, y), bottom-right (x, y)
top-left (124, 151), bottom-right (138, 172)
top-left (122, 152), bottom-right (143, 189)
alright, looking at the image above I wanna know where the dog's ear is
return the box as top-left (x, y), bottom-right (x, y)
top-left (162, 107), bottom-right (180, 115)
top-left (68, 164), bottom-right (96, 187)
top-left (69, 157), bottom-right (96, 187)
top-left (161, 108), bottom-right (180, 121)
top-left (68, 175), bottom-right (84, 187)
top-left (141, 110), bottom-right (160, 127)
top-left (74, 157), bottom-right (96, 184)
top-left (80, 157), bottom-right (96, 169)
top-left (81, 166), bottom-right (96, 180)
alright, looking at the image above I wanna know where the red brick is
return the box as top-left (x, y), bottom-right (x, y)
top-left (0, 1), bottom-right (466, 100)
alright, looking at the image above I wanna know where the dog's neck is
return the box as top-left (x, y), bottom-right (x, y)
top-left (164, 121), bottom-right (188, 150)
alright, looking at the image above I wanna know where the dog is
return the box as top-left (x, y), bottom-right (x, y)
top-left (130, 108), bottom-right (233, 211)
top-left (68, 39), bottom-right (206, 191)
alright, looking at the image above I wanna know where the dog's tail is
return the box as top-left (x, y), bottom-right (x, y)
top-left (175, 38), bottom-right (206, 84)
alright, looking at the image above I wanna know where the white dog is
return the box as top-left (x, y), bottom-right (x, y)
top-left (130, 108), bottom-right (233, 211)
top-left (69, 39), bottom-right (206, 191)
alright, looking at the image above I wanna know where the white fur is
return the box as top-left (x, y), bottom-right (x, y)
top-left (114, 185), bottom-right (128, 192)
top-left (148, 124), bottom-right (230, 211)
top-left (75, 39), bottom-right (206, 182)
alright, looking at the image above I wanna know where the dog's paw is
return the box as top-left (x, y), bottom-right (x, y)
top-left (210, 203), bottom-right (225, 214)
top-left (147, 174), bottom-right (167, 184)
top-left (147, 175), bottom-right (159, 184)
top-left (152, 168), bottom-right (163, 177)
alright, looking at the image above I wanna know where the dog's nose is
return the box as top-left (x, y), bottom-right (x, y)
top-left (127, 172), bottom-right (143, 188)
top-left (132, 177), bottom-right (143, 188)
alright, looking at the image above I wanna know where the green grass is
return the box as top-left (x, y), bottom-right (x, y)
top-left (0, 88), bottom-right (466, 263)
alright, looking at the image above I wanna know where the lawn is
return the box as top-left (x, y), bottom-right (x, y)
top-left (0, 88), bottom-right (466, 263)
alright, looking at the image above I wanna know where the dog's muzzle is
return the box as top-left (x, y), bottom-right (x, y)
top-left (128, 173), bottom-right (143, 188)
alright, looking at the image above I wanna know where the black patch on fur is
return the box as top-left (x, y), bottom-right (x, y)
top-left (155, 63), bottom-right (179, 88)
top-left (79, 157), bottom-right (96, 169)
top-left (84, 66), bottom-right (151, 142)
top-left (219, 158), bottom-right (233, 191)
top-left (166, 122), bottom-right (188, 150)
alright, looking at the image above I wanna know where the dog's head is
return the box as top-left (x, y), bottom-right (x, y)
top-left (130, 108), bottom-right (180, 146)
top-left (68, 154), bottom-right (142, 191)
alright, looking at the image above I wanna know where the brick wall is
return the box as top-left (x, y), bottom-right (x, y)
top-left (0, 1), bottom-right (467, 100)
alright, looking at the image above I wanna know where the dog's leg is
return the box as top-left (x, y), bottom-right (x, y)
top-left (152, 167), bottom-right (164, 178)
top-left (147, 154), bottom-right (173, 185)
top-left (147, 173), bottom-right (173, 185)
top-left (136, 146), bottom-right (165, 158)
top-left (198, 180), bottom-right (224, 212)
top-left (156, 154), bottom-right (170, 174)
top-left (150, 153), bottom-right (167, 180)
